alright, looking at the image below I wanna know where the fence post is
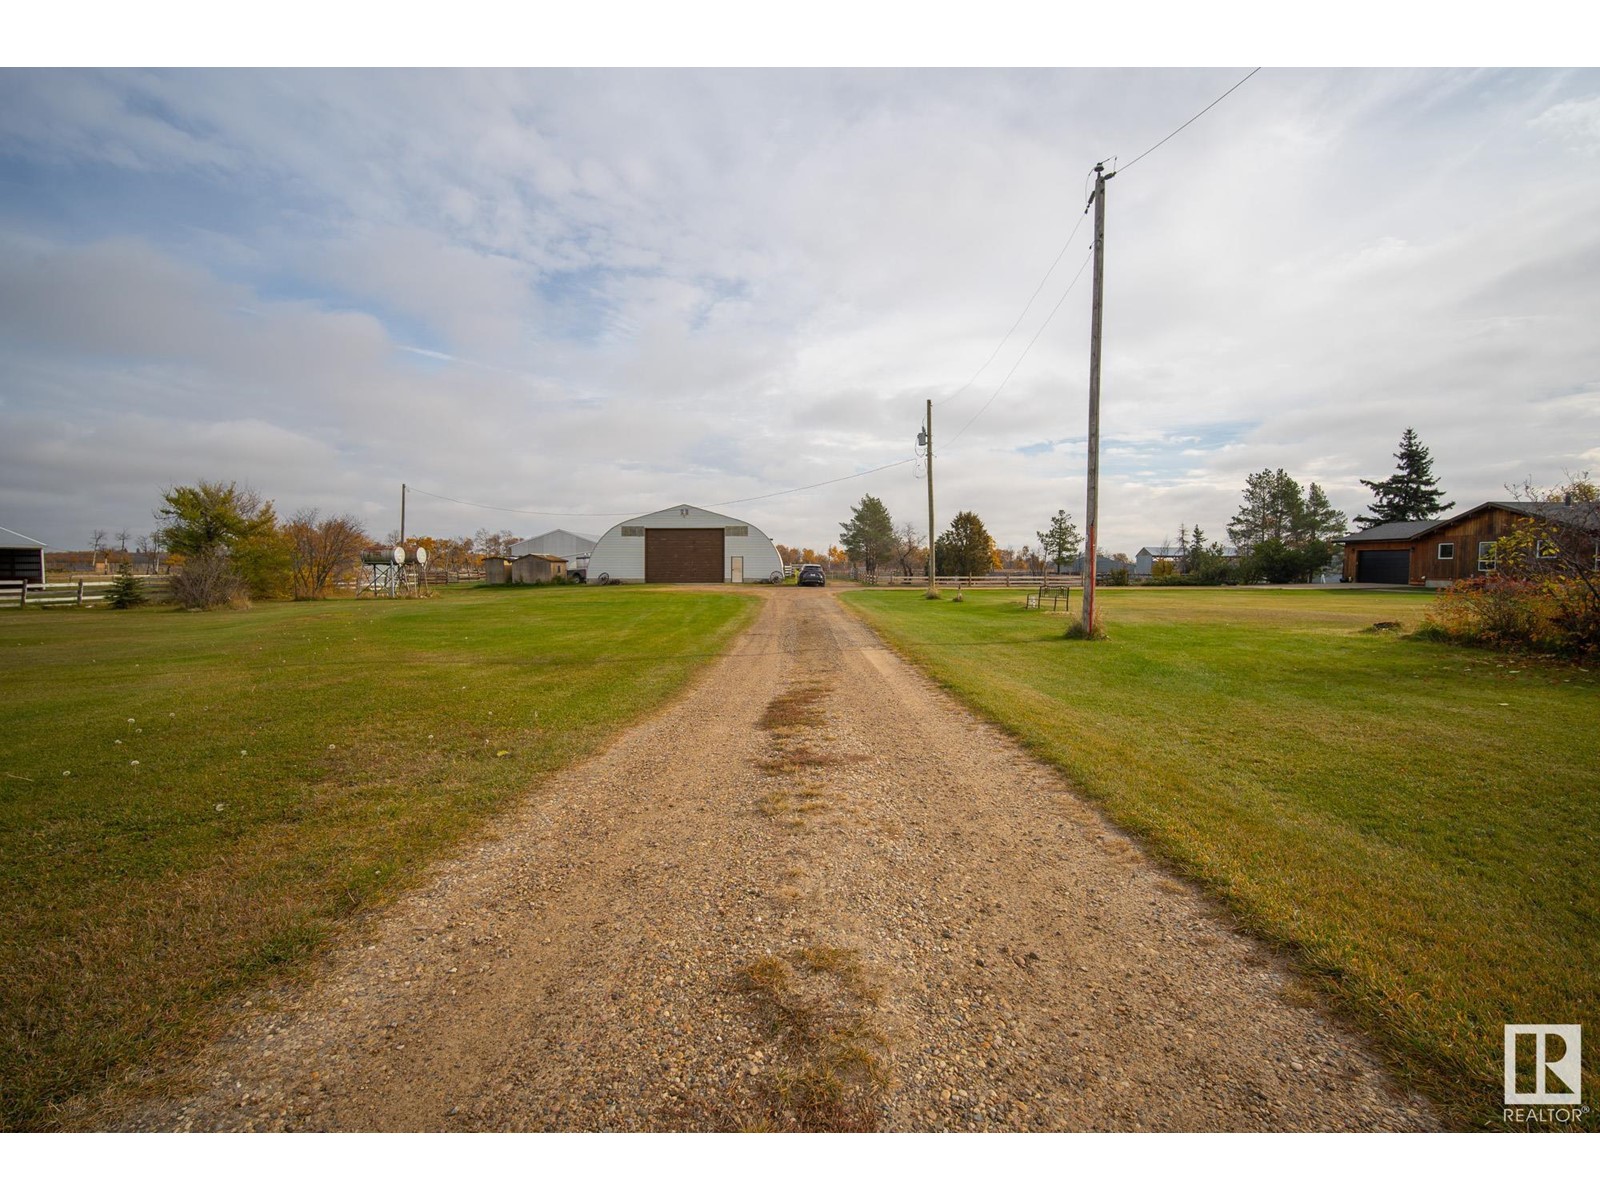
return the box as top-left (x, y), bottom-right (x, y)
top-left (77, 580), bottom-right (85, 607)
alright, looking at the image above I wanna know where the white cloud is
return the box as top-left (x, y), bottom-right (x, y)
top-left (1, 68), bottom-right (1598, 557)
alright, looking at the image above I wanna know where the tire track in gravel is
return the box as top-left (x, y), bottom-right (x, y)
top-left (99, 587), bottom-right (1434, 1131)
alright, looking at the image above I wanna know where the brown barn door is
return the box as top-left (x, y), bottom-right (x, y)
top-left (645, 528), bottom-right (725, 582)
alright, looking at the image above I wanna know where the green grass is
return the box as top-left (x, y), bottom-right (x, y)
top-left (844, 586), bottom-right (1600, 1130)
top-left (0, 584), bottom-right (757, 1130)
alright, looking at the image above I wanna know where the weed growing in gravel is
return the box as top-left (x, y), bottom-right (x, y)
top-left (737, 944), bottom-right (888, 1131)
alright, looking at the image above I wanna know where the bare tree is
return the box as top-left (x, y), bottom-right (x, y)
top-left (894, 521), bottom-right (924, 579)
top-left (116, 528), bottom-right (131, 553)
top-left (91, 529), bottom-right (108, 569)
top-left (286, 509), bottom-right (369, 600)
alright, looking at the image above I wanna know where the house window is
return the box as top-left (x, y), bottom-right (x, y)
top-left (621, 526), bottom-right (645, 537)
top-left (1437, 542), bottom-right (1454, 560)
top-left (1477, 542), bottom-right (1496, 572)
top-left (1535, 539), bottom-right (1561, 560)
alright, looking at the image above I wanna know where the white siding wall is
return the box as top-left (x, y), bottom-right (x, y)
top-left (507, 529), bottom-right (597, 570)
top-left (587, 505), bottom-right (784, 583)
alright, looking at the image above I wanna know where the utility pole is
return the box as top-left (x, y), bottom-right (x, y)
top-left (1080, 162), bottom-right (1111, 638)
top-left (921, 398), bottom-right (938, 598)
top-left (400, 483), bottom-right (406, 547)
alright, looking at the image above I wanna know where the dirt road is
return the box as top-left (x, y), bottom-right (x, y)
top-left (110, 587), bottom-right (1433, 1131)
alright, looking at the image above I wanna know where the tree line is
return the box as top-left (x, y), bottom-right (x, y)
top-left (128, 479), bottom-right (539, 609)
top-left (835, 496), bottom-right (1101, 580)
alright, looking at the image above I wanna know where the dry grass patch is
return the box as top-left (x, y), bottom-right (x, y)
top-left (737, 944), bottom-right (889, 1131)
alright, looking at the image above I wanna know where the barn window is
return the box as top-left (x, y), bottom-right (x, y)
top-left (1477, 542), bottom-right (1497, 572)
top-left (725, 526), bottom-right (748, 538)
top-left (1437, 542), bottom-right (1454, 560)
top-left (621, 526), bottom-right (645, 537)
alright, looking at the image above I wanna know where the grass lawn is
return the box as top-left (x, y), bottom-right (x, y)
top-left (844, 586), bottom-right (1599, 1130)
top-left (0, 584), bottom-right (757, 1130)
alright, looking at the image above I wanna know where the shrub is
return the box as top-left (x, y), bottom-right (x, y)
top-left (171, 550), bottom-right (250, 611)
top-left (1419, 575), bottom-right (1580, 654)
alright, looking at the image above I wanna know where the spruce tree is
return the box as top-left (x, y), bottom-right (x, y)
top-left (107, 564), bottom-right (146, 609)
top-left (1355, 429), bottom-right (1454, 528)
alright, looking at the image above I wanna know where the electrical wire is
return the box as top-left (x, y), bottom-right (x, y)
top-left (945, 245), bottom-right (1095, 448)
top-left (1117, 67), bottom-right (1261, 175)
top-left (404, 456), bottom-right (918, 523)
top-left (937, 208), bottom-right (1088, 409)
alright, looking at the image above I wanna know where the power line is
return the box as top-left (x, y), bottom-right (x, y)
top-left (1118, 67), bottom-right (1261, 175)
top-left (937, 209), bottom-right (1089, 409)
top-left (404, 456), bottom-right (917, 523)
top-left (946, 246), bottom-right (1095, 448)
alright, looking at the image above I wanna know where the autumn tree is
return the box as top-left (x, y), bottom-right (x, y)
top-left (286, 509), bottom-right (369, 600)
top-left (156, 480), bottom-right (289, 607)
top-left (1036, 509), bottom-right (1082, 573)
top-left (1356, 428), bottom-right (1454, 528)
top-left (839, 495), bottom-right (897, 576)
top-left (936, 511), bottom-right (995, 578)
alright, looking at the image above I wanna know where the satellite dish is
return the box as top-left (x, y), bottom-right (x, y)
top-left (415, 546), bottom-right (428, 566)
top-left (393, 545), bottom-right (405, 565)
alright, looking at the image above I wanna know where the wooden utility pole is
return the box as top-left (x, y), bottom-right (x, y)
top-left (1080, 162), bottom-right (1111, 637)
top-left (924, 398), bottom-right (938, 598)
top-left (400, 483), bottom-right (407, 547)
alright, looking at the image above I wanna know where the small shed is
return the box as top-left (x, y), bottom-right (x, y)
top-left (510, 554), bottom-right (568, 584)
top-left (507, 529), bottom-right (597, 574)
top-left (1, 526), bottom-right (47, 584)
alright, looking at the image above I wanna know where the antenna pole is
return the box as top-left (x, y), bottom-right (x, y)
top-left (1080, 163), bottom-right (1110, 637)
top-left (925, 398), bottom-right (938, 598)
top-left (400, 483), bottom-right (406, 546)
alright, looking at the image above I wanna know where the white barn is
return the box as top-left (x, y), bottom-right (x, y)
top-left (507, 529), bottom-right (597, 573)
top-left (586, 504), bottom-right (783, 584)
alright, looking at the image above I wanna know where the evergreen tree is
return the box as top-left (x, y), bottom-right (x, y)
top-left (935, 511), bottom-right (995, 578)
top-left (1355, 428), bottom-right (1454, 528)
top-left (1228, 469), bottom-right (1305, 551)
top-left (838, 494), bottom-right (897, 575)
top-left (106, 564), bottom-right (147, 609)
top-left (1035, 509), bottom-right (1082, 573)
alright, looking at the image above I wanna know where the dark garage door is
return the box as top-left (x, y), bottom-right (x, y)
top-left (645, 528), bottom-right (725, 583)
top-left (1356, 549), bottom-right (1411, 584)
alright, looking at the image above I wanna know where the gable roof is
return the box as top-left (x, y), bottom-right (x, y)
top-left (1339, 519), bottom-right (1444, 544)
top-left (1339, 500), bottom-right (1600, 544)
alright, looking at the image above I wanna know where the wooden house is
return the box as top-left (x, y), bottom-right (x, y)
top-left (1339, 501), bottom-right (1598, 586)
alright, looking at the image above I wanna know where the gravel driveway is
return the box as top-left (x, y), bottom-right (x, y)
top-left (108, 587), bottom-right (1434, 1131)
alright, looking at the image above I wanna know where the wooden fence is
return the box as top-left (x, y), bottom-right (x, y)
top-left (867, 573), bottom-right (1088, 589)
top-left (0, 577), bottom-right (175, 608)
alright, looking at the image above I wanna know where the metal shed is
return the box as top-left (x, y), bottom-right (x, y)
top-left (586, 504), bottom-right (783, 584)
top-left (0, 526), bottom-right (47, 584)
top-left (507, 529), bottom-right (597, 573)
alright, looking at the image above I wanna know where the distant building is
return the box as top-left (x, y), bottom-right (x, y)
top-left (508, 529), bottom-right (597, 575)
top-left (1133, 544), bottom-right (1240, 576)
top-left (587, 504), bottom-right (783, 583)
top-left (510, 553), bottom-right (568, 584)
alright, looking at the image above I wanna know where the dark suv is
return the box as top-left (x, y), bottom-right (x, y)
top-left (797, 564), bottom-right (827, 587)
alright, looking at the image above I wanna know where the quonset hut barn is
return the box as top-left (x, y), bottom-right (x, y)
top-left (586, 504), bottom-right (783, 584)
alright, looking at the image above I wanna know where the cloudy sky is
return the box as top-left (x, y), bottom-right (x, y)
top-left (2, 59), bottom-right (1597, 556)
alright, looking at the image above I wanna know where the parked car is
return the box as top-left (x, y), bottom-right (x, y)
top-left (797, 564), bottom-right (827, 587)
